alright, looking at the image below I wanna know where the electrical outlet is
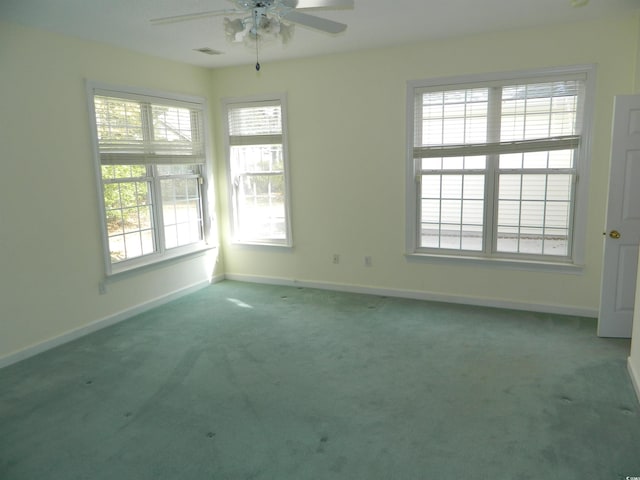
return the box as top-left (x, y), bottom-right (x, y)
top-left (364, 256), bottom-right (372, 267)
top-left (332, 254), bottom-right (340, 264)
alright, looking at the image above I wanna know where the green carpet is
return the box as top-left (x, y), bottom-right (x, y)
top-left (1, 281), bottom-right (639, 479)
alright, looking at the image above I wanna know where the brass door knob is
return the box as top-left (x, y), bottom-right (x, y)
top-left (609, 230), bottom-right (621, 239)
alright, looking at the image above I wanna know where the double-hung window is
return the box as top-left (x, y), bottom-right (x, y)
top-left (88, 84), bottom-right (211, 275)
top-left (223, 95), bottom-right (292, 246)
top-left (407, 67), bottom-right (593, 266)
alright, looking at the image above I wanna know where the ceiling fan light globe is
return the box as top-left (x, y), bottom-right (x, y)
top-left (224, 17), bottom-right (246, 41)
top-left (280, 23), bottom-right (295, 43)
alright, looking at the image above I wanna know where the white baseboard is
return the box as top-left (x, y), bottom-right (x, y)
top-left (0, 277), bottom-right (221, 370)
top-left (0, 272), bottom-right (596, 371)
top-left (224, 273), bottom-right (598, 318)
top-left (629, 358), bottom-right (640, 406)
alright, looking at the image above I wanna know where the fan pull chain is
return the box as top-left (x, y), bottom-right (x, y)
top-left (254, 8), bottom-right (261, 71)
top-left (255, 38), bottom-right (260, 71)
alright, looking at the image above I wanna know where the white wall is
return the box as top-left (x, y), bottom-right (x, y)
top-left (211, 15), bottom-right (638, 315)
top-left (0, 21), bottom-right (222, 365)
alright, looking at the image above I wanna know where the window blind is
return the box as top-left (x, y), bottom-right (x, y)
top-left (228, 102), bottom-right (282, 146)
top-left (413, 79), bottom-right (585, 159)
top-left (94, 94), bottom-right (205, 165)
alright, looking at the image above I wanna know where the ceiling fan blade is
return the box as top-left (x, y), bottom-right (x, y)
top-left (281, 10), bottom-right (347, 33)
top-left (294, 0), bottom-right (354, 9)
top-left (150, 9), bottom-right (241, 26)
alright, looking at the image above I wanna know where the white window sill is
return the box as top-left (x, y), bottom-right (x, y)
top-left (230, 239), bottom-right (293, 250)
top-left (107, 243), bottom-right (216, 279)
top-left (405, 252), bottom-right (584, 274)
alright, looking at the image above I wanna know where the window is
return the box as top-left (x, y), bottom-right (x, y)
top-left (223, 95), bottom-right (292, 246)
top-left (407, 67), bottom-right (593, 266)
top-left (88, 84), bottom-right (211, 275)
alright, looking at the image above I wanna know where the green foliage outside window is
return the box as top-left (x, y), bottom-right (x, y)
top-left (101, 165), bottom-right (150, 233)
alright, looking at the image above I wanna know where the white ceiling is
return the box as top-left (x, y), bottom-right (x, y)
top-left (1, 0), bottom-right (638, 69)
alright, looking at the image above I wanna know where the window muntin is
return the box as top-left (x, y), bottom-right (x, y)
top-left (159, 165), bottom-right (204, 250)
top-left (224, 97), bottom-right (291, 246)
top-left (90, 87), bottom-right (210, 274)
top-left (409, 70), bottom-right (590, 264)
top-left (101, 165), bottom-right (155, 263)
top-left (420, 167), bottom-right (486, 251)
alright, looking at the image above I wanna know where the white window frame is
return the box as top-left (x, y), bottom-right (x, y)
top-left (405, 66), bottom-right (595, 271)
top-left (222, 93), bottom-right (293, 247)
top-left (87, 81), bottom-right (214, 276)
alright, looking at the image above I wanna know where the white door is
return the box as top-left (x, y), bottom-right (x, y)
top-left (598, 94), bottom-right (640, 338)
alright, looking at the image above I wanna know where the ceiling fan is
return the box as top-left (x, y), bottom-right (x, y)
top-left (151, 0), bottom-right (354, 70)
